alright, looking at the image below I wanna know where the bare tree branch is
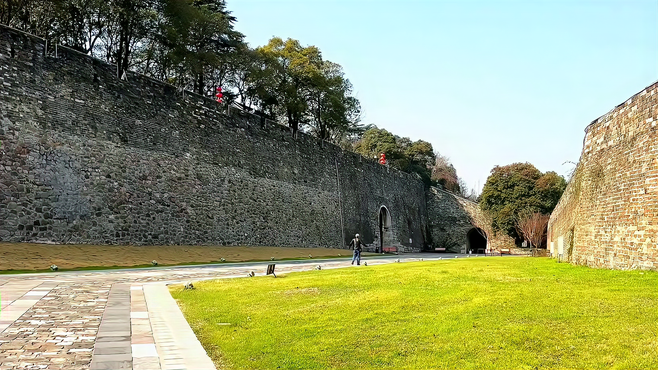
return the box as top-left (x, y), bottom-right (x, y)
top-left (516, 212), bottom-right (550, 251)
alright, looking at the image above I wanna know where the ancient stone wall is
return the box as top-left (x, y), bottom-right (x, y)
top-left (548, 81), bottom-right (658, 270)
top-left (426, 187), bottom-right (515, 253)
top-left (0, 26), bottom-right (429, 251)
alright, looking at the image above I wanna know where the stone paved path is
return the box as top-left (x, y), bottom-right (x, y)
top-left (0, 253), bottom-right (468, 369)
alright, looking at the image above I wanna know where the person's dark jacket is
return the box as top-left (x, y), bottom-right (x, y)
top-left (349, 238), bottom-right (364, 252)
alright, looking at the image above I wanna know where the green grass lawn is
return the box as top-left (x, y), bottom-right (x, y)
top-left (171, 257), bottom-right (658, 370)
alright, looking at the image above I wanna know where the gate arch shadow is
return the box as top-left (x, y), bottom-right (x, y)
top-left (467, 228), bottom-right (487, 254)
top-left (378, 206), bottom-right (392, 253)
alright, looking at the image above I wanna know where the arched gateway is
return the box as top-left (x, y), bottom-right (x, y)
top-left (467, 228), bottom-right (487, 254)
top-left (378, 206), bottom-right (392, 253)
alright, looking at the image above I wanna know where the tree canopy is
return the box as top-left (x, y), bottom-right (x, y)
top-left (250, 37), bottom-right (362, 139)
top-left (353, 128), bottom-right (461, 189)
top-left (431, 154), bottom-right (460, 193)
top-left (480, 163), bottom-right (567, 239)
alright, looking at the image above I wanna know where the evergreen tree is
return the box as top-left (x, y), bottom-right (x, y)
top-left (480, 163), bottom-right (567, 239)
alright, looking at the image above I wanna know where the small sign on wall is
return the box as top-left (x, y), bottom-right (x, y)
top-left (409, 238), bottom-right (412, 244)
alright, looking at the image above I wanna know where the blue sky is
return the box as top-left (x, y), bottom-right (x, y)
top-left (227, 0), bottom-right (658, 192)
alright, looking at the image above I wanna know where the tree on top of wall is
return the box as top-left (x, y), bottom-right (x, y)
top-left (353, 128), bottom-right (455, 189)
top-left (431, 153), bottom-right (460, 193)
top-left (253, 37), bottom-right (321, 136)
top-left (306, 61), bottom-right (362, 143)
top-left (158, 0), bottom-right (243, 95)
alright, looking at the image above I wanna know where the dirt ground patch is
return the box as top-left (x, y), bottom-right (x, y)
top-left (0, 242), bottom-right (353, 271)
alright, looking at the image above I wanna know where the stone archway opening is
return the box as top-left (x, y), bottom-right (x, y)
top-left (467, 228), bottom-right (487, 254)
top-left (378, 206), bottom-right (392, 253)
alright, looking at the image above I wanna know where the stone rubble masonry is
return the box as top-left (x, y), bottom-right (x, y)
top-left (0, 25), bottom-right (440, 252)
top-left (548, 81), bottom-right (658, 270)
top-left (426, 187), bottom-right (515, 253)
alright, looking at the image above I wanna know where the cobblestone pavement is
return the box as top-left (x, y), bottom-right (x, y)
top-left (0, 253), bottom-right (467, 369)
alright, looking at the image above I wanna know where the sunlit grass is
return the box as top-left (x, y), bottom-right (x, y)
top-left (172, 257), bottom-right (658, 370)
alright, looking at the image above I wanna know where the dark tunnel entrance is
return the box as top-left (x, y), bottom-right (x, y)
top-left (378, 206), bottom-right (392, 253)
top-left (467, 228), bottom-right (487, 254)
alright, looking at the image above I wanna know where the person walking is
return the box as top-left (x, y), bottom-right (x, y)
top-left (349, 234), bottom-right (364, 265)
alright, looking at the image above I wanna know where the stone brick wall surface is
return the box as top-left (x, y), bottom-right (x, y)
top-left (0, 26), bottom-right (500, 253)
top-left (548, 81), bottom-right (658, 270)
top-left (426, 188), bottom-right (475, 253)
top-left (426, 187), bottom-right (515, 253)
top-left (0, 26), bottom-right (436, 251)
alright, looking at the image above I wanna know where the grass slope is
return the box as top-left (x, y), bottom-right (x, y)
top-left (0, 242), bottom-right (351, 271)
top-left (171, 257), bottom-right (658, 370)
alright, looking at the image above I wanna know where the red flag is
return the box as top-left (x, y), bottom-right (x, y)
top-left (216, 87), bottom-right (223, 103)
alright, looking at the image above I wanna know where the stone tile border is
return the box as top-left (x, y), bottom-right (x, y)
top-left (90, 284), bottom-right (132, 370)
top-left (131, 284), bottom-right (160, 370)
top-left (144, 284), bottom-right (216, 370)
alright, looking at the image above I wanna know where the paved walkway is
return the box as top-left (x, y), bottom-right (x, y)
top-left (0, 253), bottom-right (469, 369)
